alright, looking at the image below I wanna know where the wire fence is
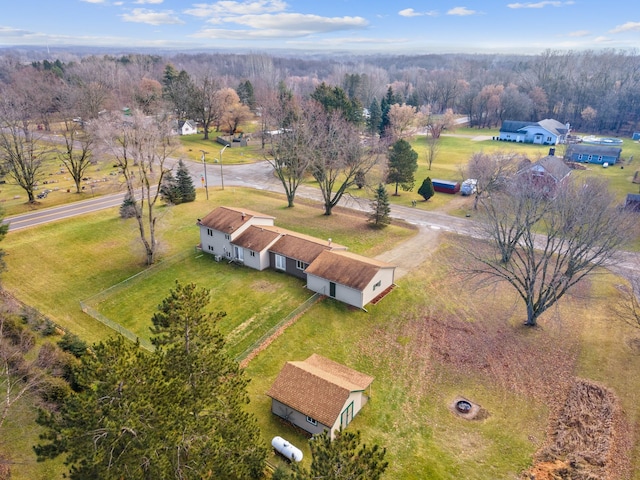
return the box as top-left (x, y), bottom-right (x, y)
top-left (235, 293), bottom-right (323, 364)
top-left (79, 250), bottom-right (194, 352)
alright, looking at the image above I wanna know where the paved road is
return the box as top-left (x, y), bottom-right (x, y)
top-left (4, 158), bottom-right (639, 281)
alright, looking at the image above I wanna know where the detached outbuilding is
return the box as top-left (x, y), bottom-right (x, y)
top-left (565, 144), bottom-right (622, 165)
top-left (266, 354), bottom-right (374, 439)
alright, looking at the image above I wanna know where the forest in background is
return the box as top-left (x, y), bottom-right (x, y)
top-left (1, 46), bottom-right (639, 135)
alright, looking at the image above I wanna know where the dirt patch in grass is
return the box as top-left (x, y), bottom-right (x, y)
top-left (522, 379), bottom-right (633, 480)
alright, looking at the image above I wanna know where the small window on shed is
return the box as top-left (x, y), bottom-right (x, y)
top-left (296, 260), bottom-right (307, 270)
top-left (373, 280), bottom-right (382, 291)
top-left (306, 416), bottom-right (318, 426)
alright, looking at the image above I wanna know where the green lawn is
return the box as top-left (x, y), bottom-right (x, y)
top-left (3, 131), bottom-right (640, 479)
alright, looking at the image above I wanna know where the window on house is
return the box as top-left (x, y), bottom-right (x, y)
top-left (296, 260), bottom-right (307, 270)
top-left (546, 136), bottom-right (552, 142)
top-left (373, 280), bottom-right (382, 291)
top-left (208, 245), bottom-right (214, 252)
top-left (250, 251), bottom-right (256, 257)
top-left (306, 416), bottom-right (318, 426)
top-left (207, 228), bottom-right (213, 236)
top-left (578, 154), bottom-right (583, 160)
top-left (226, 251), bottom-right (231, 258)
top-left (598, 156), bottom-right (603, 162)
top-left (275, 254), bottom-right (286, 270)
top-left (588, 155), bottom-right (593, 161)
top-left (225, 234), bottom-right (230, 240)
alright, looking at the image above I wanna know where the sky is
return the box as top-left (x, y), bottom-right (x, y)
top-left (1, 0), bottom-right (639, 55)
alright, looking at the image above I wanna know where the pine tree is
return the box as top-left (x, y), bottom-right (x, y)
top-left (175, 159), bottom-right (196, 203)
top-left (119, 191), bottom-right (137, 218)
top-left (369, 183), bottom-right (391, 228)
top-left (159, 170), bottom-right (181, 204)
top-left (289, 429), bottom-right (388, 480)
top-left (367, 98), bottom-right (382, 136)
top-left (386, 139), bottom-right (418, 195)
top-left (418, 177), bottom-right (435, 201)
top-left (35, 282), bottom-right (268, 479)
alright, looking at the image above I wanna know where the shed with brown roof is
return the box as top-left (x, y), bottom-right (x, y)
top-left (266, 354), bottom-right (374, 439)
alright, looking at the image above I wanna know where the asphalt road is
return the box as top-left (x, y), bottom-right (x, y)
top-left (4, 158), bottom-right (639, 281)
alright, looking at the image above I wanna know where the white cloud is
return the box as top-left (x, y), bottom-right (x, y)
top-left (185, 1), bottom-right (287, 18)
top-left (447, 7), bottom-right (478, 16)
top-left (398, 8), bottom-right (437, 17)
top-left (214, 12), bottom-right (367, 34)
top-left (567, 30), bottom-right (590, 37)
top-left (121, 8), bottom-right (185, 25)
top-left (507, 1), bottom-right (574, 7)
top-left (134, 0), bottom-right (164, 4)
top-left (610, 22), bottom-right (640, 34)
top-left (594, 36), bottom-right (613, 44)
top-left (290, 36), bottom-right (409, 47)
top-left (0, 26), bottom-right (33, 37)
top-left (80, 0), bottom-right (106, 3)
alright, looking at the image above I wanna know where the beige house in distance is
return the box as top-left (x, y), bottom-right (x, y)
top-left (266, 354), bottom-right (374, 439)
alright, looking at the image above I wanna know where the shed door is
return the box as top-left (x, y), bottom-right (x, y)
top-left (341, 402), bottom-right (354, 428)
top-left (329, 282), bottom-right (336, 298)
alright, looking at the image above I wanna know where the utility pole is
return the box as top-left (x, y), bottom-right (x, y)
top-left (219, 144), bottom-right (228, 190)
top-left (200, 150), bottom-right (209, 200)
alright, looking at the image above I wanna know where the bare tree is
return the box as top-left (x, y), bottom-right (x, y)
top-left (386, 103), bottom-right (417, 140)
top-left (57, 119), bottom-right (94, 193)
top-left (614, 274), bottom-right (640, 329)
top-left (264, 94), bottom-right (312, 208)
top-left (466, 151), bottom-right (522, 210)
top-left (0, 88), bottom-right (49, 203)
top-left (469, 176), bottom-right (635, 327)
top-left (0, 316), bottom-right (47, 431)
top-left (190, 73), bottom-right (219, 140)
top-left (419, 107), bottom-right (455, 170)
top-left (310, 109), bottom-right (382, 216)
top-left (94, 110), bottom-right (174, 265)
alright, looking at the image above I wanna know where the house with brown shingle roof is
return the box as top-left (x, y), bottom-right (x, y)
top-left (266, 354), bottom-right (374, 439)
top-left (305, 250), bottom-right (396, 309)
top-left (197, 206), bottom-right (396, 308)
top-left (198, 206), bottom-right (275, 261)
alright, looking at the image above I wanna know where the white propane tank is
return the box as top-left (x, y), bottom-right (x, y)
top-left (271, 436), bottom-right (303, 462)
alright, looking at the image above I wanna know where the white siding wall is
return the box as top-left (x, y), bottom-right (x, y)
top-left (362, 268), bottom-right (395, 306)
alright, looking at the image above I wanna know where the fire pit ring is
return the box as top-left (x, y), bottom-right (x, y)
top-left (455, 400), bottom-right (472, 414)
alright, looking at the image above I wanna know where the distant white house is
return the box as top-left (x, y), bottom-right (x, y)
top-left (174, 120), bottom-right (198, 135)
top-left (499, 119), bottom-right (570, 145)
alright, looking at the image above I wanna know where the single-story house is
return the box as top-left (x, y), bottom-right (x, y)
top-left (517, 155), bottom-right (572, 194)
top-left (197, 206), bottom-right (396, 309)
top-left (266, 354), bottom-right (374, 439)
top-left (565, 144), bottom-right (622, 165)
top-left (305, 250), bottom-right (396, 309)
top-left (174, 120), bottom-right (198, 135)
top-left (498, 119), bottom-right (570, 145)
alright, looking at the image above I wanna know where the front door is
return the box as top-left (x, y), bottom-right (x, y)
top-left (234, 246), bottom-right (243, 262)
top-left (329, 282), bottom-right (336, 298)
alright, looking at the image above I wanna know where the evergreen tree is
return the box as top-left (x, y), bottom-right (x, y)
top-left (175, 159), bottom-right (196, 203)
top-left (236, 80), bottom-right (256, 110)
top-left (160, 160), bottom-right (196, 205)
top-left (159, 170), bottom-right (181, 204)
top-left (289, 429), bottom-right (388, 480)
top-left (35, 282), bottom-right (267, 479)
top-left (311, 82), bottom-right (363, 124)
top-left (369, 183), bottom-right (391, 228)
top-left (119, 191), bottom-right (137, 218)
top-left (367, 98), bottom-right (382, 136)
top-left (418, 177), bottom-right (435, 201)
top-left (386, 139), bottom-right (418, 195)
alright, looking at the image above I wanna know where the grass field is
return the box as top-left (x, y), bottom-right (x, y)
top-left (2, 124), bottom-right (640, 478)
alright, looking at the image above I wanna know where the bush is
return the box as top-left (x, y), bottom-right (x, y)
top-left (57, 333), bottom-right (88, 358)
top-left (38, 375), bottom-right (72, 405)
